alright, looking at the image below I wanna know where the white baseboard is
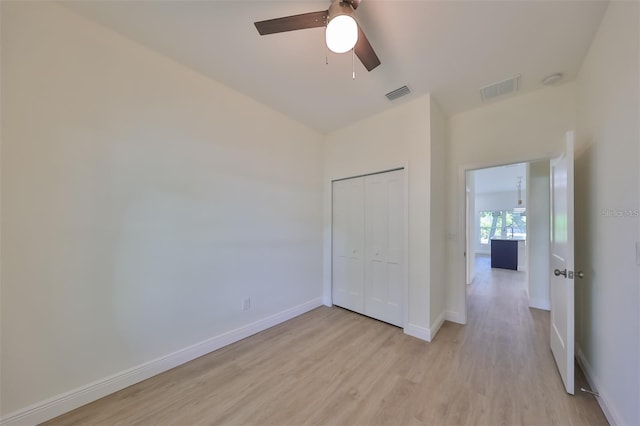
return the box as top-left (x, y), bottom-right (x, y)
top-left (0, 297), bottom-right (323, 426)
top-left (576, 346), bottom-right (622, 426)
top-left (403, 323), bottom-right (431, 342)
top-left (428, 312), bottom-right (446, 341)
top-left (445, 310), bottom-right (466, 325)
top-left (322, 295), bottom-right (333, 307)
top-left (529, 297), bottom-right (550, 311)
top-left (403, 313), bottom-right (446, 343)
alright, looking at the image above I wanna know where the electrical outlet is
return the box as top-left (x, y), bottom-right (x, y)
top-left (242, 297), bottom-right (251, 311)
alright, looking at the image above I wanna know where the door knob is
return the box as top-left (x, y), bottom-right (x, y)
top-left (554, 268), bottom-right (567, 277)
top-left (576, 271), bottom-right (584, 279)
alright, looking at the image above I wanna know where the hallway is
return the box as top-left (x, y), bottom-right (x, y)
top-left (446, 254), bottom-right (606, 424)
top-left (468, 254), bottom-right (530, 333)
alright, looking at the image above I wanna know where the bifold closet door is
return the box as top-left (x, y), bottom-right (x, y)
top-left (364, 170), bottom-right (404, 327)
top-left (332, 170), bottom-right (405, 327)
top-left (331, 177), bottom-right (365, 314)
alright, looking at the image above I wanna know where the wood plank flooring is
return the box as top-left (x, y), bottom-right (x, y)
top-left (45, 257), bottom-right (607, 425)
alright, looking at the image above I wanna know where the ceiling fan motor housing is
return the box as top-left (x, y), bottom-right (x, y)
top-left (329, 1), bottom-right (356, 21)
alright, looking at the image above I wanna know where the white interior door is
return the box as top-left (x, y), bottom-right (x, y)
top-left (332, 177), bottom-right (365, 314)
top-left (364, 170), bottom-right (404, 327)
top-left (550, 131), bottom-right (575, 395)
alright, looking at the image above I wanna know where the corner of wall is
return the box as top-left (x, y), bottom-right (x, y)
top-left (576, 345), bottom-right (622, 426)
top-left (445, 310), bottom-right (466, 325)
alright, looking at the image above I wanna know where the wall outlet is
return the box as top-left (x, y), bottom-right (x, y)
top-left (242, 297), bottom-right (251, 311)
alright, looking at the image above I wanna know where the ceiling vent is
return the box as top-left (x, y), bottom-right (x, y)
top-left (480, 75), bottom-right (520, 102)
top-left (385, 85), bottom-right (411, 101)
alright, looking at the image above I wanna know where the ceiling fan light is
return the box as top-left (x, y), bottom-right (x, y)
top-left (326, 14), bottom-right (358, 54)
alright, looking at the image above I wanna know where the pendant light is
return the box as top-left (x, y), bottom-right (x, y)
top-left (514, 177), bottom-right (526, 213)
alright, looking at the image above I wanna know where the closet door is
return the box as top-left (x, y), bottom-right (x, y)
top-left (364, 170), bottom-right (404, 327)
top-left (331, 177), bottom-right (365, 314)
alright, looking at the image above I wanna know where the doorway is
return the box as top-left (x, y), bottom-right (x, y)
top-left (464, 159), bottom-right (551, 318)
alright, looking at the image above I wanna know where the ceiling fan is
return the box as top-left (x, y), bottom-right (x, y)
top-left (254, 0), bottom-right (381, 72)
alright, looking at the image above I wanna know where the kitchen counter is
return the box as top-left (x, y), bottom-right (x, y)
top-left (490, 238), bottom-right (519, 270)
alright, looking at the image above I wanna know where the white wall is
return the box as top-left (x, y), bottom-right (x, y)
top-left (465, 172), bottom-right (476, 284)
top-left (475, 190), bottom-right (527, 212)
top-left (445, 83), bottom-right (577, 323)
top-left (574, 2), bottom-right (640, 424)
top-left (1, 2), bottom-right (324, 421)
top-left (429, 98), bottom-right (447, 331)
top-left (323, 94), bottom-right (436, 340)
top-left (527, 160), bottom-right (550, 311)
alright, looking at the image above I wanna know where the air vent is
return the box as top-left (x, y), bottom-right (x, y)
top-left (480, 75), bottom-right (520, 102)
top-left (385, 85), bottom-right (411, 101)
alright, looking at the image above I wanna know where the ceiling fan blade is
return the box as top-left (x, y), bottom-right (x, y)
top-left (345, 0), bottom-right (362, 10)
top-left (254, 11), bottom-right (327, 35)
top-left (354, 26), bottom-right (381, 71)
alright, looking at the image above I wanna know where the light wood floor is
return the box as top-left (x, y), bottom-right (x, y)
top-left (46, 257), bottom-right (607, 425)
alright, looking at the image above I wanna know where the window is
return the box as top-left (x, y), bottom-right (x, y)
top-left (479, 210), bottom-right (526, 244)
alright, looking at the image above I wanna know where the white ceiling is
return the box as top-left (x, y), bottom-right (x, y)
top-left (473, 162), bottom-right (527, 195)
top-left (62, 0), bottom-right (608, 133)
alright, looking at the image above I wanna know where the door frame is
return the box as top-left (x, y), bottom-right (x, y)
top-left (327, 166), bottom-right (410, 329)
top-left (458, 155), bottom-right (557, 324)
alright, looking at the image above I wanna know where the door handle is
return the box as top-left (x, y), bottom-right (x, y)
top-left (554, 268), bottom-right (567, 277)
top-left (576, 271), bottom-right (584, 279)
